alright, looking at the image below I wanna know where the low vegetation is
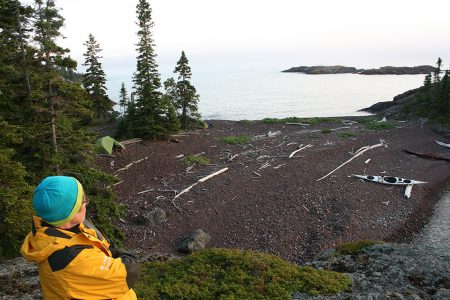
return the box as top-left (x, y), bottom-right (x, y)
top-left (335, 240), bottom-right (383, 256)
top-left (364, 121), bottom-right (395, 130)
top-left (182, 155), bottom-right (210, 166)
top-left (262, 117), bottom-right (339, 125)
top-left (135, 248), bottom-right (352, 299)
top-left (219, 135), bottom-right (252, 145)
top-left (321, 128), bottom-right (332, 134)
top-left (337, 131), bottom-right (357, 138)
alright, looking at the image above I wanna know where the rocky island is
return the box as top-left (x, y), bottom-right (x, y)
top-left (283, 65), bottom-right (436, 75)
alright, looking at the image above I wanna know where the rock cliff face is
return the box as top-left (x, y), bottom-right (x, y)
top-left (282, 65), bottom-right (436, 75)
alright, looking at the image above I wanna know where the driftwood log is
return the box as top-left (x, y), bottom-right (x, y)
top-left (317, 141), bottom-right (386, 181)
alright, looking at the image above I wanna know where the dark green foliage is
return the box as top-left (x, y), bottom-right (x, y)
top-left (119, 82), bottom-right (128, 116)
top-left (335, 240), bottom-right (382, 256)
top-left (166, 51), bottom-right (202, 129)
top-left (262, 117), bottom-right (339, 125)
top-left (0, 0), bottom-right (124, 257)
top-left (321, 128), bottom-right (331, 134)
top-left (57, 66), bottom-right (83, 82)
top-left (220, 135), bottom-right (252, 145)
top-left (0, 118), bottom-right (33, 259)
top-left (165, 99), bottom-right (181, 134)
top-left (76, 167), bottom-right (125, 244)
top-left (239, 119), bottom-right (252, 124)
top-left (122, 0), bottom-right (176, 139)
top-left (434, 57), bottom-right (442, 83)
top-left (413, 66), bottom-right (450, 124)
top-left (182, 155), bottom-right (210, 166)
top-left (82, 34), bottom-right (112, 119)
top-left (135, 248), bottom-right (352, 299)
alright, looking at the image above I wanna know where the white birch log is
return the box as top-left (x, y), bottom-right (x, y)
top-left (289, 144), bottom-right (313, 159)
top-left (317, 141), bottom-right (386, 181)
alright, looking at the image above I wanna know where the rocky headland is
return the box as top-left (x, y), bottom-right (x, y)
top-left (282, 65), bottom-right (436, 75)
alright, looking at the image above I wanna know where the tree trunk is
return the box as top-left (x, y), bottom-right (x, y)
top-left (47, 50), bottom-right (60, 174)
top-left (15, 1), bottom-right (31, 98)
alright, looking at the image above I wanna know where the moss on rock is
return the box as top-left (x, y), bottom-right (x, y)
top-left (335, 240), bottom-right (383, 256)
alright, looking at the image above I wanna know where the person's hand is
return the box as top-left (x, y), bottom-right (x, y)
top-left (109, 246), bottom-right (132, 258)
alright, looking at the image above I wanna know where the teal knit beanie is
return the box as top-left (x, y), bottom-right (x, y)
top-left (33, 176), bottom-right (84, 226)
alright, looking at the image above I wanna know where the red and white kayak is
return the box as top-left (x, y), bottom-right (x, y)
top-left (352, 175), bottom-right (427, 185)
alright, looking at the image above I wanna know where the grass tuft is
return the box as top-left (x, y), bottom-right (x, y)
top-left (321, 128), bottom-right (332, 134)
top-left (364, 121), bottom-right (395, 130)
top-left (219, 135), bottom-right (251, 145)
top-left (182, 155), bottom-right (210, 166)
top-left (337, 131), bottom-right (356, 138)
top-left (135, 248), bottom-right (352, 299)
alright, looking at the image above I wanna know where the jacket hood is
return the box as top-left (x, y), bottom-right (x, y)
top-left (20, 216), bottom-right (68, 263)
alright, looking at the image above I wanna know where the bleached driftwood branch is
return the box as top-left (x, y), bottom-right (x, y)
top-left (289, 144), bottom-right (313, 159)
top-left (115, 157), bottom-right (148, 173)
top-left (252, 131), bottom-right (281, 141)
top-left (317, 141), bottom-right (386, 181)
top-left (172, 167), bottom-right (229, 202)
top-left (120, 138), bottom-right (143, 145)
top-left (285, 122), bottom-right (310, 126)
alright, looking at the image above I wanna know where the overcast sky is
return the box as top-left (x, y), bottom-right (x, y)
top-left (56, 0), bottom-right (450, 74)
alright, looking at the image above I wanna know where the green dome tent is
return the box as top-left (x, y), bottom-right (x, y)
top-left (95, 136), bottom-right (124, 155)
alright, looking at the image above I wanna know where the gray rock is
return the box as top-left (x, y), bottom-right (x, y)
top-left (433, 288), bottom-right (450, 300)
top-left (177, 229), bottom-right (211, 254)
top-left (316, 248), bottom-right (336, 261)
top-left (137, 207), bottom-right (166, 226)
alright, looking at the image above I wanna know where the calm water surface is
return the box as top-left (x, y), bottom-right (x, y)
top-left (110, 71), bottom-right (425, 120)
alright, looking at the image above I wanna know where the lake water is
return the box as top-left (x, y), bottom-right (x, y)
top-left (109, 71), bottom-right (425, 120)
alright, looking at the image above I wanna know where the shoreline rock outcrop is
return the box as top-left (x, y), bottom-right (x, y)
top-left (282, 65), bottom-right (436, 75)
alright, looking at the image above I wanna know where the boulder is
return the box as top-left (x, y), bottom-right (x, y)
top-left (137, 207), bottom-right (166, 226)
top-left (177, 229), bottom-right (211, 254)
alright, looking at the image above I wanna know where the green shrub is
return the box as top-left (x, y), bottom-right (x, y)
top-left (321, 128), bottom-right (332, 134)
top-left (183, 155), bottom-right (210, 166)
top-left (135, 248), bottom-right (352, 299)
top-left (219, 135), bottom-right (251, 145)
top-left (337, 131), bottom-right (356, 138)
top-left (335, 240), bottom-right (382, 256)
top-left (239, 119), bottom-right (251, 124)
top-left (365, 121), bottom-right (395, 130)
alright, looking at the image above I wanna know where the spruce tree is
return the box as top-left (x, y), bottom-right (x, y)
top-left (82, 34), bottom-right (112, 119)
top-left (119, 82), bottom-right (128, 115)
top-left (173, 51), bottom-right (201, 129)
top-left (128, 0), bottom-right (170, 139)
top-left (434, 57), bottom-right (442, 83)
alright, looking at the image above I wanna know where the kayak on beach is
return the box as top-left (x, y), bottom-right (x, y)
top-left (352, 175), bottom-right (427, 185)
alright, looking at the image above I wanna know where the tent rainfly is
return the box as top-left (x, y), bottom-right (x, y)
top-left (95, 136), bottom-right (125, 155)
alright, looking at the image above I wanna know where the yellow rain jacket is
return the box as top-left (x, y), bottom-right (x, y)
top-left (21, 216), bottom-right (139, 300)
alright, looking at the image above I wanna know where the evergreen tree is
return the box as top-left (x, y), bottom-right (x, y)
top-left (172, 51), bottom-right (201, 129)
top-left (0, 0), bottom-right (125, 258)
top-left (119, 82), bottom-right (128, 115)
top-left (82, 34), bottom-right (112, 119)
top-left (33, 0), bottom-right (77, 174)
top-left (423, 73), bottom-right (432, 88)
top-left (128, 0), bottom-right (169, 139)
top-left (0, 118), bottom-right (33, 258)
top-left (434, 57), bottom-right (442, 83)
